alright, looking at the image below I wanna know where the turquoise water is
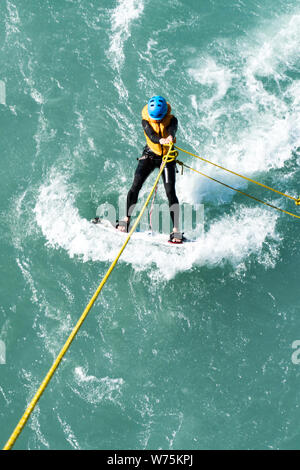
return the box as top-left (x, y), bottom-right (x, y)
top-left (1, 0), bottom-right (300, 450)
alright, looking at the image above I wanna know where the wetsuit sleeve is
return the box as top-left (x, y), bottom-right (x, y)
top-left (142, 120), bottom-right (160, 143)
top-left (166, 116), bottom-right (178, 139)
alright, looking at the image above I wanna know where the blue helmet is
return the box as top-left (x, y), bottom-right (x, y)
top-left (148, 96), bottom-right (168, 121)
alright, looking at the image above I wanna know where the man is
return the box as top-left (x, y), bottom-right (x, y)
top-left (94, 96), bottom-right (183, 244)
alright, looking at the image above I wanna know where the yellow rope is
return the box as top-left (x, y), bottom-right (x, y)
top-left (3, 144), bottom-right (177, 451)
top-left (175, 145), bottom-right (300, 205)
top-left (177, 160), bottom-right (300, 220)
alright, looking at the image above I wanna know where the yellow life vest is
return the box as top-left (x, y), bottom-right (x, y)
top-left (141, 103), bottom-right (175, 156)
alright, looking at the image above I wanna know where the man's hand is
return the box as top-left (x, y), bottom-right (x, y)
top-left (159, 135), bottom-right (174, 145)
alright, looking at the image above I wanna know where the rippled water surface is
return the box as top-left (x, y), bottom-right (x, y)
top-left (1, 0), bottom-right (300, 450)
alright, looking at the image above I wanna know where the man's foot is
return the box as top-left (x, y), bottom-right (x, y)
top-left (116, 217), bottom-right (130, 233)
top-left (168, 231), bottom-right (185, 244)
top-left (169, 227), bottom-right (183, 244)
top-left (92, 217), bottom-right (130, 232)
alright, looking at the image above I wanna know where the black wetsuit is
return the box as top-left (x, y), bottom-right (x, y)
top-left (126, 116), bottom-right (179, 228)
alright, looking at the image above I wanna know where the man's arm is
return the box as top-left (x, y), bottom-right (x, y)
top-left (142, 120), bottom-right (160, 143)
top-left (160, 116), bottom-right (178, 145)
top-left (166, 116), bottom-right (178, 139)
top-left (142, 116), bottom-right (178, 145)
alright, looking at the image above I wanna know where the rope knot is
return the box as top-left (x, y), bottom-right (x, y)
top-left (162, 143), bottom-right (178, 162)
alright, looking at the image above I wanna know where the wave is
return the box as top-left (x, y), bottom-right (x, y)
top-left (34, 170), bottom-right (280, 280)
top-left (183, 10), bottom-right (300, 189)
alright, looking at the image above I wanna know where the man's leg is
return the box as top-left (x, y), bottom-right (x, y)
top-left (118, 157), bottom-right (154, 231)
top-left (161, 161), bottom-right (180, 232)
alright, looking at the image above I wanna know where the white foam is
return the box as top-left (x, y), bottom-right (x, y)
top-left (107, 0), bottom-right (144, 101)
top-left (6, 1), bottom-right (20, 24)
top-left (72, 366), bottom-right (124, 405)
top-left (34, 109), bottom-right (57, 156)
top-left (5, 1), bottom-right (20, 38)
top-left (21, 369), bottom-right (50, 448)
top-left (188, 58), bottom-right (235, 106)
top-left (34, 170), bottom-right (280, 280)
top-left (245, 14), bottom-right (300, 81)
top-left (107, 0), bottom-right (144, 72)
top-left (30, 89), bottom-right (45, 105)
top-left (57, 415), bottom-right (81, 450)
top-left (183, 11), bottom-right (300, 208)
